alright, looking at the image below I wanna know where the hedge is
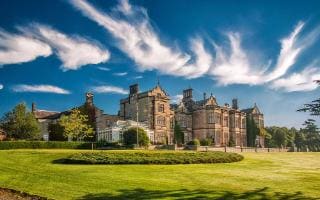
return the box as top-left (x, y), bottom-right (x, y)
top-left (0, 141), bottom-right (93, 150)
top-left (58, 151), bottom-right (244, 165)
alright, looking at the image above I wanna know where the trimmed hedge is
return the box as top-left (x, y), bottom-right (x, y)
top-left (0, 141), bottom-right (93, 150)
top-left (58, 151), bottom-right (244, 165)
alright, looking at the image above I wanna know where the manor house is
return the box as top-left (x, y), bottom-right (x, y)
top-left (119, 83), bottom-right (264, 147)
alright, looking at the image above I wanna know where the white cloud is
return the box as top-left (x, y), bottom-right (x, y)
top-left (21, 24), bottom-right (110, 71)
top-left (271, 64), bottom-right (320, 92)
top-left (134, 75), bottom-right (143, 79)
top-left (97, 66), bottom-right (110, 71)
top-left (70, 0), bottom-right (211, 79)
top-left (91, 85), bottom-right (128, 94)
top-left (209, 32), bottom-right (266, 85)
top-left (0, 84), bottom-right (3, 90)
top-left (171, 94), bottom-right (183, 104)
top-left (70, 0), bottom-right (320, 92)
top-left (12, 84), bottom-right (70, 94)
top-left (265, 22), bottom-right (305, 81)
top-left (113, 72), bottom-right (127, 76)
top-left (0, 30), bottom-right (52, 65)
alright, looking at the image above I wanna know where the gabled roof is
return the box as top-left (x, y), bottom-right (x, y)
top-left (241, 103), bottom-right (262, 114)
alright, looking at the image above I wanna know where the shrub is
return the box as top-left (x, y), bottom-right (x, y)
top-left (200, 139), bottom-right (212, 146)
top-left (187, 139), bottom-right (200, 146)
top-left (0, 141), bottom-right (92, 150)
top-left (123, 127), bottom-right (149, 147)
top-left (58, 151), bottom-right (244, 165)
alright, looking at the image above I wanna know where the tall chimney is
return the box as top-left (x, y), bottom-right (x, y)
top-left (232, 98), bottom-right (238, 110)
top-left (129, 84), bottom-right (139, 95)
top-left (182, 88), bottom-right (193, 101)
top-left (85, 92), bottom-right (94, 106)
top-left (32, 102), bottom-right (36, 112)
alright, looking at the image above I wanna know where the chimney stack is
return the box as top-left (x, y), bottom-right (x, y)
top-left (232, 98), bottom-right (238, 110)
top-left (130, 84), bottom-right (139, 95)
top-left (85, 92), bottom-right (94, 106)
top-left (182, 88), bottom-right (193, 101)
top-left (32, 102), bottom-right (36, 112)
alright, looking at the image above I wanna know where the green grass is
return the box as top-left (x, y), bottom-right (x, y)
top-left (60, 151), bottom-right (243, 164)
top-left (0, 150), bottom-right (319, 199)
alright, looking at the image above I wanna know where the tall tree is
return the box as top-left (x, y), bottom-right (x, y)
top-left (174, 121), bottom-right (184, 145)
top-left (246, 116), bottom-right (259, 147)
top-left (0, 103), bottom-right (40, 140)
top-left (58, 109), bottom-right (94, 141)
top-left (301, 119), bottom-right (320, 151)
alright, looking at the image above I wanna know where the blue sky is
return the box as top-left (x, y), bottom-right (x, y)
top-left (0, 0), bottom-right (320, 128)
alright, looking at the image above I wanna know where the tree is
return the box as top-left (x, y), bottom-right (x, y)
top-left (0, 103), bottom-right (40, 140)
top-left (123, 127), bottom-right (149, 147)
top-left (58, 109), bottom-right (94, 141)
top-left (301, 119), bottom-right (320, 151)
top-left (228, 135), bottom-right (236, 147)
top-left (294, 131), bottom-right (306, 152)
top-left (246, 116), bottom-right (259, 147)
top-left (273, 128), bottom-right (287, 149)
top-left (48, 122), bottom-right (66, 141)
top-left (174, 121), bottom-right (184, 145)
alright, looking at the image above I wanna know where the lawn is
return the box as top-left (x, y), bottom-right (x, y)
top-left (0, 150), bottom-right (319, 200)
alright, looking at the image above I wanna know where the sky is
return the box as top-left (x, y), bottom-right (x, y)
top-left (0, 0), bottom-right (320, 128)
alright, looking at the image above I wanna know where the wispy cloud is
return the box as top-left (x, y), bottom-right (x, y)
top-left (171, 94), bottom-right (183, 104)
top-left (113, 72), bottom-right (127, 76)
top-left (270, 61), bottom-right (320, 92)
top-left (209, 32), bottom-right (266, 85)
top-left (133, 75), bottom-right (143, 79)
top-left (12, 84), bottom-right (70, 94)
top-left (70, 0), bottom-right (211, 79)
top-left (97, 66), bottom-right (110, 71)
top-left (0, 84), bottom-right (3, 90)
top-left (91, 85), bottom-right (128, 94)
top-left (0, 24), bottom-right (110, 70)
top-left (21, 24), bottom-right (110, 71)
top-left (0, 30), bottom-right (52, 65)
top-left (70, 0), bottom-right (320, 92)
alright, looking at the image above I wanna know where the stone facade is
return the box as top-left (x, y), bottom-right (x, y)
top-left (120, 84), bottom-right (174, 144)
top-left (119, 84), bottom-right (263, 147)
top-left (172, 88), bottom-right (247, 147)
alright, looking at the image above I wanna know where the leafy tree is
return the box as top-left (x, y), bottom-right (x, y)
top-left (48, 122), bottom-right (66, 141)
top-left (123, 127), bottom-right (149, 147)
top-left (301, 119), bottom-right (320, 151)
top-left (0, 103), bottom-right (40, 140)
top-left (58, 109), bottom-right (94, 141)
top-left (174, 121), bottom-right (184, 145)
top-left (246, 116), bottom-right (259, 147)
top-left (273, 128), bottom-right (287, 148)
top-left (294, 131), bottom-right (306, 152)
top-left (228, 135), bottom-right (236, 147)
top-left (264, 131), bottom-right (273, 148)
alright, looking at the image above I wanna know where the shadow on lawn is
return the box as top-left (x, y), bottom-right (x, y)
top-left (77, 187), bottom-right (316, 200)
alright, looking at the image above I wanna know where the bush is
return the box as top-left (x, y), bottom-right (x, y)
top-left (59, 151), bottom-right (244, 165)
top-left (187, 139), bottom-right (200, 146)
top-left (0, 141), bottom-right (93, 150)
top-left (200, 139), bottom-right (212, 146)
top-left (123, 127), bottom-right (149, 147)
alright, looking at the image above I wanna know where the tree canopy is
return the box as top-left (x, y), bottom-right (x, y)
top-left (123, 127), bottom-right (149, 147)
top-left (58, 109), bottom-right (94, 141)
top-left (0, 103), bottom-right (40, 140)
